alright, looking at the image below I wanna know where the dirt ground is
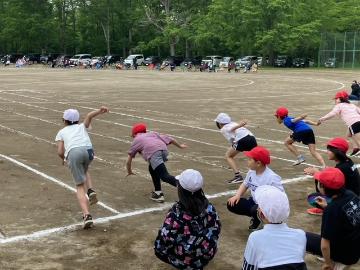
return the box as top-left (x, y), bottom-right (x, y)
top-left (0, 66), bottom-right (359, 270)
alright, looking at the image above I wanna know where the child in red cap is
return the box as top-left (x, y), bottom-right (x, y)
top-left (306, 167), bottom-right (360, 269)
top-left (305, 137), bottom-right (360, 215)
top-left (227, 146), bottom-right (284, 230)
top-left (318, 90), bottom-right (360, 156)
top-left (275, 107), bottom-right (325, 167)
top-left (126, 123), bottom-right (187, 203)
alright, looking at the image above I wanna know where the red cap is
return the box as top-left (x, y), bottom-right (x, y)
top-left (327, 137), bottom-right (349, 153)
top-left (244, 146), bottom-right (271, 165)
top-left (314, 167), bottom-right (345, 190)
top-left (274, 107), bottom-right (288, 118)
top-left (132, 123), bottom-right (147, 137)
top-left (334, 91), bottom-right (349, 100)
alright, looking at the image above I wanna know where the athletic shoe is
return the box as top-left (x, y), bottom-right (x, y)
top-left (87, 189), bottom-right (98, 205)
top-left (350, 148), bottom-right (360, 156)
top-left (248, 217), bottom-right (261, 231)
top-left (227, 174), bottom-right (244, 184)
top-left (83, 214), bottom-right (93, 229)
top-left (307, 208), bottom-right (323, 216)
top-left (292, 156), bottom-right (305, 166)
top-left (150, 191), bottom-right (165, 203)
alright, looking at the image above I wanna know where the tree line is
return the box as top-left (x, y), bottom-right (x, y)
top-left (0, 0), bottom-right (358, 60)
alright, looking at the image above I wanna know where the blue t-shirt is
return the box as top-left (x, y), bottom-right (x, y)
top-left (283, 116), bottom-right (312, 133)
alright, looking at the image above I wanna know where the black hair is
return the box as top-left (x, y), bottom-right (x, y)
top-left (326, 145), bottom-right (349, 162)
top-left (64, 120), bottom-right (79, 125)
top-left (323, 186), bottom-right (345, 197)
top-left (339, 97), bottom-right (350, 103)
top-left (178, 185), bottom-right (209, 216)
top-left (215, 122), bottom-right (221, 129)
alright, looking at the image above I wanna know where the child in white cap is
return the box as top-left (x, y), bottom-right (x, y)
top-left (55, 106), bottom-right (109, 229)
top-left (214, 112), bottom-right (257, 184)
top-left (243, 185), bottom-right (307, 270)
top-left (154, 169), bottom-right (221, 269)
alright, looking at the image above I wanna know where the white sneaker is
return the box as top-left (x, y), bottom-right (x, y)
top-left (292, 156), bottom-right (305, 166)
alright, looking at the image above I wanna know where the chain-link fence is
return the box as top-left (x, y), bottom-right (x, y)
top-left (318, 32), bottom-right (360, 68)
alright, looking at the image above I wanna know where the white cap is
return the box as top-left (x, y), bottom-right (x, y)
top-left (254, 185), bottom-right (290, 224)
top-left (63, 109), bottom-right (80, 122)
top-left (214, 113), bottom-right (231, 124)
top-left (176, 169), bottom-right (203, 193)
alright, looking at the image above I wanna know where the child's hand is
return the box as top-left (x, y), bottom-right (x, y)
top-left (99, 106), bottom-right (109, 114)
top-left (315, 196), bottom-right (328, 208)
top-left (304, 167), bottom-right (319, 176)
top-left (179, 143), bottom-right (188, 149)
top-left (228, 194), bottom-right (240, 206)
top-left (317, 120), bottom-right (321, 126)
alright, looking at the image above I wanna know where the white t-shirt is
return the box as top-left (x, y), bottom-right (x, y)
top-left (220, 122), bottom-right (253, 144)
top-left (243, 167), bottom-right (284, 202)
top-left (55, 123), bottom-right (92, 157)
top-left (243, 224), bottom-right (306, 269)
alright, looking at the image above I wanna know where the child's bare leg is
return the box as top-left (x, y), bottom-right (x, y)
top-left (308, 144), bottom-right (326, 167)
top-left (76, 184), bottom-right (90, 216)
top-left (84, 172), bottom-right (93, 190)
top-left (84, 172), bottom-right (98, 205)
top-left (225, 148), bottom-right (240, 173)
top-left (284, 137), bottom-right (300, 157)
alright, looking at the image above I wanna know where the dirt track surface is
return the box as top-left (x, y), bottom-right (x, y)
top-left (0, 67), bottom-right (359, 269)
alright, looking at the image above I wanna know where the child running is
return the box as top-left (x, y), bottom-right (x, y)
top-left (126, 123), bottom-right (187, 203)
top-left (214, 113), bottom-right (258, 184)
top-left (318, 90), bottom-right (360, 156)
top-left (275, 107), bottom-right (326, 167)
top-left (227, 146), bottom-right (284, 230)
top-left (55, 106), bottom-right (109, 229)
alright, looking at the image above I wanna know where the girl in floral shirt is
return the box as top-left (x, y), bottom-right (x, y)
top-left (154, 169), bottom-right (221, 269)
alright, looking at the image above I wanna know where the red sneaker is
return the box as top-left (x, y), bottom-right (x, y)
top-left (307, 208), bottom-right (323, 216)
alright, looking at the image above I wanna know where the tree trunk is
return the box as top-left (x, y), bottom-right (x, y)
top-left (185, 39), bottom-right (190, 58)
top-left (128, 28), bottom-right (132, 54)
top-left (170, 41), bottom-right (175, 56)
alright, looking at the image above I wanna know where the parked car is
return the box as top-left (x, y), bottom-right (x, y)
top-left (162, 56), bottom-right (184, 67)
top-left (144, 56), bottom-right (161, 66)
top-left (257, 56), bottom-right (263, 66)
top-left (202, 55), bottom-right (222, 67)
top-left (69, 54), bottom-right (92, 66)
top-left (124, 54), bottom-right (144, 66)
top-left (235, 56), bottom-right (258, 68)
top-left (54, 54), bottom-right (72, 67)
top-left (40, 53), bottom-right (60, 64)
top-left (292, 58), bottom-right (306, 67)
top-left (104, 54), bottom-right (123, 65)
top-left (274, 55), bottom-right (292, 67)
top-left (324, 57), bottom-right (336, 68)
top-left (90, 56), bottom-right (105, 68)
top-left (1, 54), bottom-right (24, 63)
top-left (181, 56), bottom-right (202, 67)
top-left (219, 57), bottom-right (235, 68)
top-left (25, 53), bottom-right (41, 64)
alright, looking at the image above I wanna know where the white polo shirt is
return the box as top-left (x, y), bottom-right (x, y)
top-left (243, 224), bottom-right (307, 269)
top-left (244, 167), bottom-right (284, 202)
top-left (55, 123), bottom-right (92, 157)
top-left (220, 122), bottom-right (253, 144)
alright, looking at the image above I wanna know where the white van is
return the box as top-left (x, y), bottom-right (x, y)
top-left (124, 54), bottom-right (144, 66)
top-left (69, 54), bottom-right (92, 66)
top-left (202, 55), bottom-right (222, 67)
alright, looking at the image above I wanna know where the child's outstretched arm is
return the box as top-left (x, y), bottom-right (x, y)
top-left (228, 183), bottom-right (248, 206)
top-left (304, 119), bottom-right (321, 126)
top-left (83, 106), bottom-right (109, 128)
top-left (291, 114), bottom-right (307, 123)
top-left (57, 141), bottom-right (65, 164)
top-left (170, 139), bottom-right (187, 149)
top-left (126, 154), bottom-right (135, 177)
top-left (230, 120), bottom-right (247, 132)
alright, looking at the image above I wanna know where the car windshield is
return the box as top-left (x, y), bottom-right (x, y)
top-left (241, 56), bottom-right (251, 61)
top-left (73, 55), bottom-right (82, 59)
top-left (222, 57), bottom-right (231, 61)
top-left (126, 55), bottom-right (136, 60)
top-left (204, 56), bottom-right (213, 60)
top-left (277, 56), bottom-right (286, 59)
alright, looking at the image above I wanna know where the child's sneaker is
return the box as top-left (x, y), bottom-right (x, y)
top-left (292, 156), bottom-right (305, 166)
top-left (87, 189), bottom-right (98, 205)
top-left (83, 214), bottom-right (93, 229)
top-left (307, 208), bottom-right (323, 216)
top-left (350, 148), bottom-right (360, 156)
top-left (248, 217), bottom-right (261, 231)
top-left (227, 174), bottom-right (244, 184)
top-left (150, 191), bottom-right (165, 203)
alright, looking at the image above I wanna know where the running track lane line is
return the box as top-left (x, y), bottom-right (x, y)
top-left (0, 174), bottom-right (311, 245)
top-left (0, 154), bottom-right (120, 215)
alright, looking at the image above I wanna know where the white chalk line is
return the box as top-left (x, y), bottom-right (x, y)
top-left (0, 174), bottom-right (311, 245)
top-left (0, 154), bottom-right (120, 215)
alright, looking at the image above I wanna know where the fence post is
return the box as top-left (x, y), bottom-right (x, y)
top-left (352, 32), bottom-right (356, 69)
top-left (343, 32), bottom-right (347, 68)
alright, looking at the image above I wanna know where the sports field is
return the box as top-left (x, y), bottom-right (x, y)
top-left (0, 67), bottom-right (359, 270)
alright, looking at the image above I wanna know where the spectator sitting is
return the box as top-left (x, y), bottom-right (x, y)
top-left (349, 80), bottom-right (360, 101)
top-left (306, 167), bottom-right (360, 270)
top-left (242, 185), bottom-right (307, 270)
top-left (154, 169), bottom-right (221, 270)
